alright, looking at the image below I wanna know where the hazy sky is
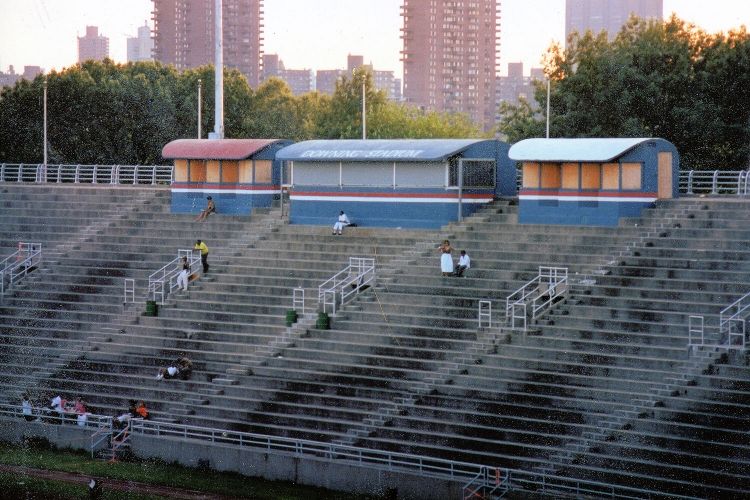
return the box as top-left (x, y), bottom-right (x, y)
top-left (0, 0), bottom-right (748, 78)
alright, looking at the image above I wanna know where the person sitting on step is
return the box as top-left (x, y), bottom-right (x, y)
top-left (333, 210), bottom-right (350, 235)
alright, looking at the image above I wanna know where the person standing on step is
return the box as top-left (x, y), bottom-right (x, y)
top-left (22, 393), bottom-right (34, 421)
top-left (454, 250), bottom-right (471, 277)
top-left (437, 240), bottom-right (454, 276)
top-left (333, 210), bottom-right (350, 235)
top-left (195, 196), bottom-right (216, 222)
top-left (176, 256), bottom-right (190, 291)
top-left (194, 240), bottom-right (209, 274)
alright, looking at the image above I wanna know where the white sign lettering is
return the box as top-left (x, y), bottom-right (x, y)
top-left (300, 149), bottom-right (424, 159)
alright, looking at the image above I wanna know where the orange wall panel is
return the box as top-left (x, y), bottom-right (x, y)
top-left (602, 163), bottom-right (620, 190)
top-left (254, 160), bottom-right (272, 183)
top-left (581, 163), bottom-right (600, 189)
top-left (621, 163), bottom-right (642, 190)
top-left (174, 159), bottom-right (188, 182)
top-left (540, 163), bottom-right (561, 189)
top-left (239, 160), bottom-right (253, 183)
top-left (522, 162), bottom-right (540, 188)
top-left (206, 160), bottom-right (221, 183)
top-left (562, 163), bottom-right (579, 189)
top-left (222, 161), bottom-right (239, 183)
top-left (189, 161), bottom-right (206, 182)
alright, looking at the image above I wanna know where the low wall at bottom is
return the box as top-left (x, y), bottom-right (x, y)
top-left (0, 419), bottom-right (105, 453)
top-left (132, 434), bottom-right (463, 499)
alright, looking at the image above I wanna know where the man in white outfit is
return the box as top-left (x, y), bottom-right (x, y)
top-left (454, 250), bottom-right (471, 277)
top-left (333, 210), bottom-right (350, 235)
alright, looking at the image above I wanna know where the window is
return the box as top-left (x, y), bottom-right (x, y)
top-left (292, 162), bottom-right (339, 185)
top-left (341, 162), bottom-right (392, 186)
top-left (396, 162), bottom-right (444, 187)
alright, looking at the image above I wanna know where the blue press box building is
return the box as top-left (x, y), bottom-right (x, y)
top-left (510, 138), bottom-right (679, 226)
top-left (162, 137), bottom-right (679, 228)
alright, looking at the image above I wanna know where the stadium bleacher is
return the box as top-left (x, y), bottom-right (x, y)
top-left (2, 183), bottom-right (750, 499)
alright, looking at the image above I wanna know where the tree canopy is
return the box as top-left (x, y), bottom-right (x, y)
top-left (0, 60), bottom-right (485, 165)
top-left (497, 16), bottom-right (750, 170)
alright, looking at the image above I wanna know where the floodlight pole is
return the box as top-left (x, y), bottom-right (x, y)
top-left (197, 79), bottom-right (202, 138)
top-left (213, 0), bottom-right (224, 139)
top-left (43, 76), bottom-right (48, 167)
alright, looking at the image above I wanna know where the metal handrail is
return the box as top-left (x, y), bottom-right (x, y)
top-left (506, 266), bottom-right (568, 329)
top-left (678, 169), bottom-right (750, 196)
top-left (318, 257), bottom-right (376, 314)
top-left (720, 292), bottom-right (750, 330)
top-left (688, 315), bottom-right (705, 349)
top-left (292, 287), bottom-right (305, 315)
top-left (0, 163), bottom-right (173, 185)
top-left (148, 249), bottom-right (201, 304)
top-left (0, 242), bottom-right (42, 296)
top-left (478, 300), bottom-right (492, 329)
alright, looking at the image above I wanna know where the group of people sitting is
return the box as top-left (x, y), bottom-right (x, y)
top-left (156, 355), bottom-right (193, 381)
top-left (22, 393), bottom-right (91, 426)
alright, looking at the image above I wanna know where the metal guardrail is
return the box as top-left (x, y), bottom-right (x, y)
top-left (318, 257), bottom-right (376, 314)
top-left (506, 266), bottom-right (568, 331)
top-left (148, 249), bottom-right (201, 304)
top-left (0, 163), bottom-right (173, 185)
top-left (679, 169), bottom-right (750, 196)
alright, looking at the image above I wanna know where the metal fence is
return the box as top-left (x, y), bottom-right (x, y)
top-left (0, 163), bottom-right (173, 185)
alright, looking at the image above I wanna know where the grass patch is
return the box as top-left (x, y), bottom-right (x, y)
top-left (0, 441), bottom-right (378, 499)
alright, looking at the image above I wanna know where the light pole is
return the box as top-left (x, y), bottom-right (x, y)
top-left (43, 76), bottom-right (48, 167)
top-left (353, 68), bottom-right (366, 140)
top-left (546, 78), bottom-right (551, 139)
top-left (361, 77), bottom-right (366, 140)
top-left (197, 79), bottom-right (202, 139)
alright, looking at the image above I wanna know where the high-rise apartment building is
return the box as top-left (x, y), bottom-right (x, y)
top-left (261, 54), bottom-right (313, 95)
top-left (78, 26), bottom-right (110, 63)
top-left (401, 0), bottom-right (500, 130)
top-left (127, 23), bottom-right (154, 62)
top-left (565, 0), bottom-right (663, 42)
top-left (152, 0), bottom-right (263, 87)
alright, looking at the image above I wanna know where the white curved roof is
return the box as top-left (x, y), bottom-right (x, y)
top-left (509, 138), bottom-right (652, 162)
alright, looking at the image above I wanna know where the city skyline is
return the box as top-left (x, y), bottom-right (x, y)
top-left (0, 0), bottom-right (749, 79)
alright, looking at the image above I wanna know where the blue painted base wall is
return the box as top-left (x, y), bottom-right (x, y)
top-left (171, 191), bottom-right (276, 215)
top-left (519, 199), bottom-right (654, 226)
top-left (290, 200), bottom-right (487, 229)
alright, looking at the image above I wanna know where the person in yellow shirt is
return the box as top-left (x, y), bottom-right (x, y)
top-left (194, 239), bottom-right (209, 274)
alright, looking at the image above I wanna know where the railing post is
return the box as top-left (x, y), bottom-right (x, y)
top-left (711, 170), bottom-right (718, 194)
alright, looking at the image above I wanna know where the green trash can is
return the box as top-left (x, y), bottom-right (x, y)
top-left (316, 312), bottom-right (330, 330)
top-left (285, 309), bottom-right (298, 327)
top-left (145, 300), bottom-right (158, 317)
